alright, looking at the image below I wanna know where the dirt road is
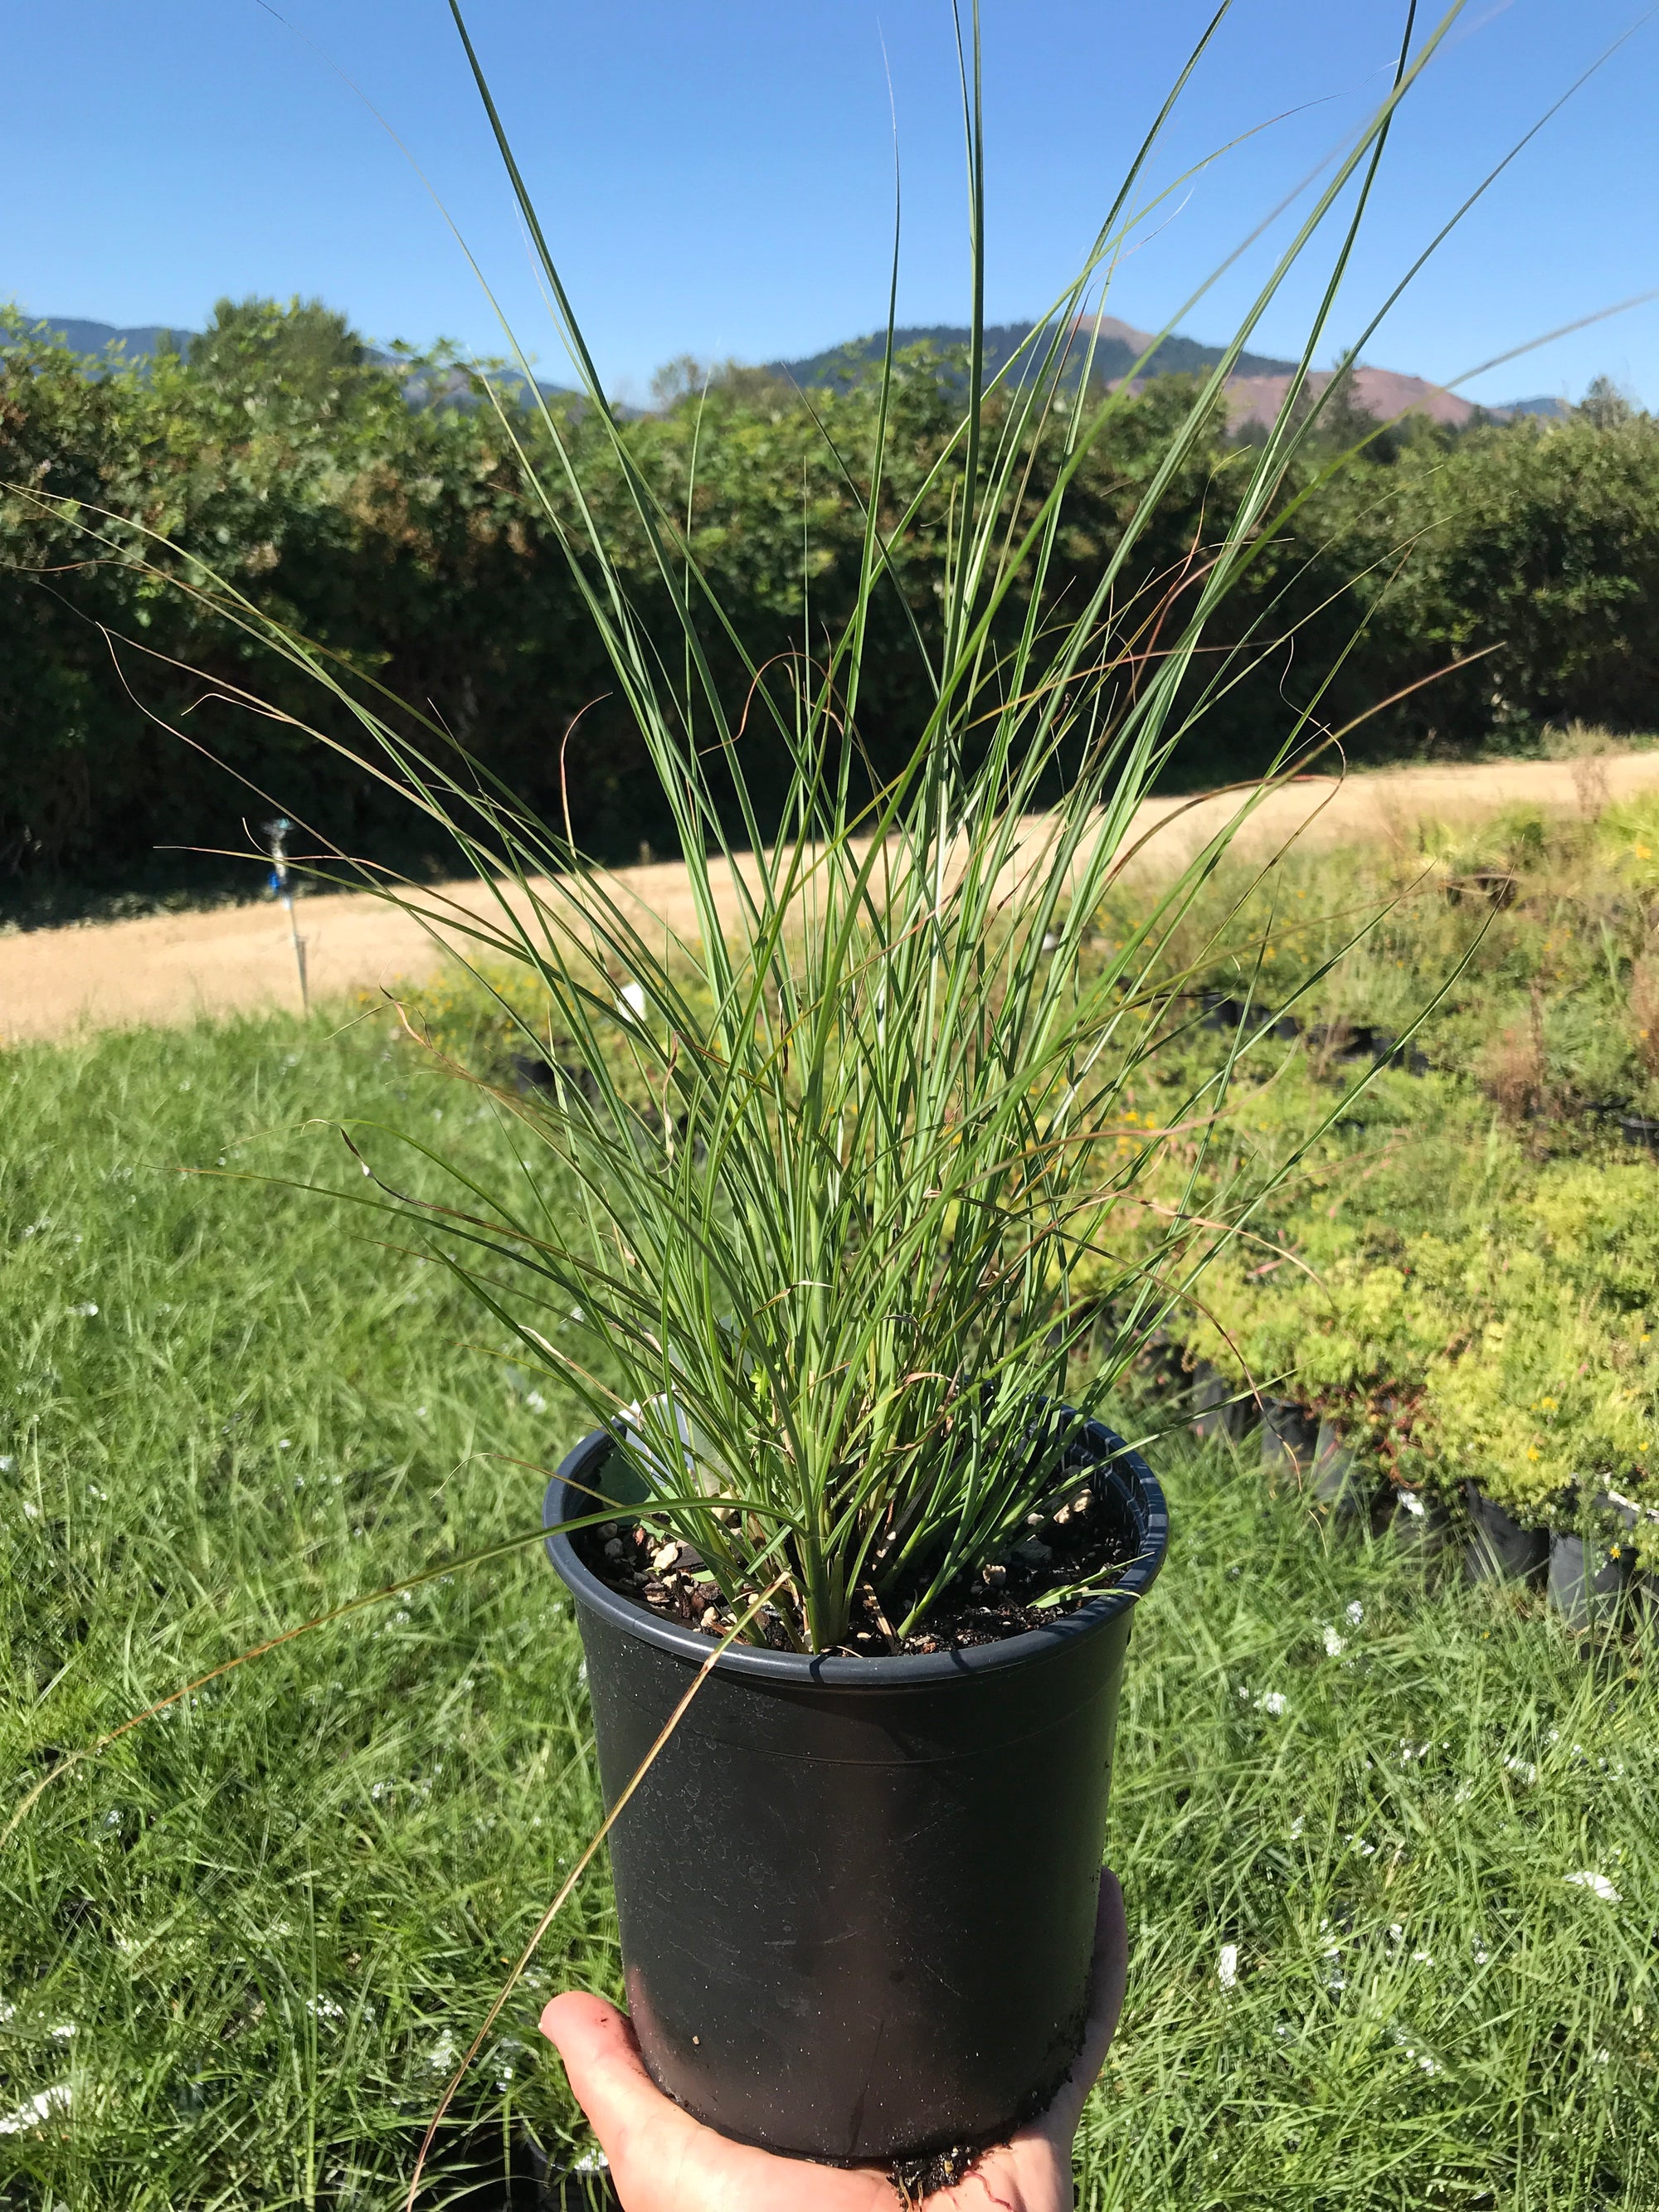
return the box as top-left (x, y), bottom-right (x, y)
top-left (5, 752), bottom-right (1656, 1045)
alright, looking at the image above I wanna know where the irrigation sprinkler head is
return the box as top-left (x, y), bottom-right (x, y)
top-left (260, 817), bottom-right (309, 1014)
top-left (264, 818), bottom-right (292, 897)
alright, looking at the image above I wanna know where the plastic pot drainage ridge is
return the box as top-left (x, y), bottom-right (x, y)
top-left (542, 1420), bottom-right (1167, 2166)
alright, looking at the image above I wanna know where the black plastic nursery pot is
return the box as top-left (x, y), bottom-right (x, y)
top-left (1190, 1360), bottom-right (1255, 1445)
top-left (1547, 1529), bottom-right (1632, 1629)
top-left (1311, 1419), bottom-right (1369, 1523)
top-left (1260, 1398), bottom-right (1317, 1481)
top-left (542, 1420), bottom-right (1168, 2167)
top-left (1389, 1485), bottom-right (1454, 1558)
top-left (1465, 1483), bottom-right (1549, 1585)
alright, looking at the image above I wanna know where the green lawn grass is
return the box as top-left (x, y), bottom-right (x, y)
top-left (2, 1006), bottom-right (1654, 2209)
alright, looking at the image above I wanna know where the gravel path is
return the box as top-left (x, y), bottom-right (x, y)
top-left (5, 752), bottom-right (1656, 1043)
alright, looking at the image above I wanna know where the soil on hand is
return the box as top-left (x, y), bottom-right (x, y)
top-left (572, 1466), bottom-right (1136, 1656)
top-left (891, 2144), bottom-right (984, 2197)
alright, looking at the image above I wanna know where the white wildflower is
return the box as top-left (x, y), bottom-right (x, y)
top-left (1257, 1691), bottom-right (1288, 1717)
top-left (1345, 1600), bottom-right (1364, 1626)
top-left (71, 1302), bottom-right (98, 1319)
top-left (1217, 1943), bottom-right (1239, 1991)
top-left (1321, 1625), bottom-right (1347, 1657)
top-left (1564, 1871), bottom-right (1621, 1903)
top-left (0, 2085), bottom-right (71, 2134)
top-left (1399, 1490), bottom-right (1427, 1518)
top-left (526, 1391), bottom-right (547, 1414)
top-left (1504, 1756), bottom-right (1536, 1785)
top-left (427, 2029), bottom-right (460, 2072)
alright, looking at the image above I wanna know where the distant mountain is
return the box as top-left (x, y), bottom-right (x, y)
top-left (771, 314), bottom-right (1569, 427)
top-left (18, 315), bottom-right (189, 360)
top-left (12, 312), bottom-right (573, 411)
top-left (1224, 365), bottom-right (1574, 430)
top-left (380, 355), bottom-right (573, 411)
top-left (13, 310), bottom-right (1578, 426)
top-left (770, 315), bottom-right (1300, 391)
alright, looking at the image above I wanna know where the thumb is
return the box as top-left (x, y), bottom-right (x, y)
top-left (541, 1991), bottom-right (659, 2147)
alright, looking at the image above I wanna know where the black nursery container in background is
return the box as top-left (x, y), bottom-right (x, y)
top-left (544, 1424), bottom-right (1168, 2167)
top-left (1465, 1484), bottom-right (1550, 1585)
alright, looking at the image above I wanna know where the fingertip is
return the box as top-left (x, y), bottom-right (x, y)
top-left (540, 1990), bottom-right (629, 2057)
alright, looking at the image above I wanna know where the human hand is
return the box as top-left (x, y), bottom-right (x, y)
top-left (540, 1868), bottom-right (1127, 2211)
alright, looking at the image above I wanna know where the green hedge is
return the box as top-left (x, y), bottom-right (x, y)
top-left (9, 300), bottom-right (1659, 902)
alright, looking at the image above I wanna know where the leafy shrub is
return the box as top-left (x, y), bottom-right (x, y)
top-left (10, 300), bottom-right (1659, 905)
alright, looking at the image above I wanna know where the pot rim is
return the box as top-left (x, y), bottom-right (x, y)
top-left (542, 1417), bottom-right (1167, 1689)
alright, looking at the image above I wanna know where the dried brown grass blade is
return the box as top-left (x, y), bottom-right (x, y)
top-left (403, 1571), bottom-right (789, 2210)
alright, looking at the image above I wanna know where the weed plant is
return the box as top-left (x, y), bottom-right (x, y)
top-left (2, 1009), bottom-right (1655, 2206)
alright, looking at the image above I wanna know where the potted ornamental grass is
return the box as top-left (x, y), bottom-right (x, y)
top-left (40, 2), bottom-right (1479, 2170)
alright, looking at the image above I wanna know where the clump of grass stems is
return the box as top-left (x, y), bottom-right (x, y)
top-left (35, 2), bottom-right (1494, 1653)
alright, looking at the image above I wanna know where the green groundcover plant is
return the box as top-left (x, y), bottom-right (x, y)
top-left (1003, 795), bottom-right (1659, 1548)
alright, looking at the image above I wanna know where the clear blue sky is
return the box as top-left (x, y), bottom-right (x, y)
top-left (8, 0), bottom-right (1657, 409)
